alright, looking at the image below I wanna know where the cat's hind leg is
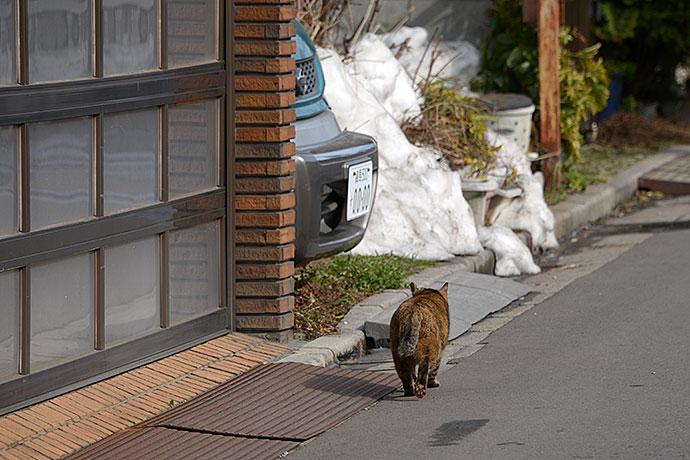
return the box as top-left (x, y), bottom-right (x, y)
top-left (428, 357), bottom-right (441, 388)
top-left (394, 354), bottom-right (415, 396)
top-left (414, 358), bottom-right (429, 399)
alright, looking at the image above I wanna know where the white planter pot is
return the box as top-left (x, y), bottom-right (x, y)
top-left (461, 179), bottom-right (499, 227)
top-left (485, 104), bottom-right (535, 155)
top-left (485, 186), bottom-right (523, 225)
top-left (482, 93), bottom-right (535, 156)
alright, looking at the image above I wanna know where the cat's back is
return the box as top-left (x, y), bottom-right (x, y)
top-left (393, 289), bottom-right (448, 333)
top-left (413, 289), bottom-right (449, 325)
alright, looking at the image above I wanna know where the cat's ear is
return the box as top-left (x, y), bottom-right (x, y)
top-left (440, 282), bottom-right (449, 293)
top-left (409, 282), bottom-right (417, 295)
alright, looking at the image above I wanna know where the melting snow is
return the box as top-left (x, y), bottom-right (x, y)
top-left (383, 26), bottom-right (481, 90)
top-left (317, 30), bottom-right (557, 275)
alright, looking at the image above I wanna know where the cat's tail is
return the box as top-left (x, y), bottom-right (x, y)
top-left (397, 312), bottom-right (421, 358)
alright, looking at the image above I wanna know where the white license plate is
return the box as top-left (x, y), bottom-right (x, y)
top-left (347, 161), bottom-right (373, 221)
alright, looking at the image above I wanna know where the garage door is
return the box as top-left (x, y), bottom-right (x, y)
top-left (0, 0), bottom-right (231, 413)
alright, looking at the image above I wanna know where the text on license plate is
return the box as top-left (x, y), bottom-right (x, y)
top-left (347, 161), bottom-right (373, 221)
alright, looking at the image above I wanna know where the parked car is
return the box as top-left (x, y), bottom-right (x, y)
top-left (292, 21), bottom-right (379, 265)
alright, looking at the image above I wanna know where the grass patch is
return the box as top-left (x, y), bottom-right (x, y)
top-left (545, 144), bottom-right (653, 205)
top-left (546, 112), bottom-right (690, 205)
top-left (294, 254), bottom-right (437, 340)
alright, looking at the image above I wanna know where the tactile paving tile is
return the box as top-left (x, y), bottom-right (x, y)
top-left (147, 362), bottom-right (400, 441)
top-left (66, 427), bottom-right (298, 460)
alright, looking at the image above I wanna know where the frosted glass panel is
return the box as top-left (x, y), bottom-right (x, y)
top-left (0, 126), bottom-right (17, 235)
top-left (103, 0), bottom-right (158, 76)
top-left (30, 117), bottom-right (93, 229)
top-left (104, 109), bottom-right (158, 213)
top-left (31, 253), bottom-right (94, 371)
top-left (167, 0), bottom-right (217, 68)
top-left (105, 237), bottom-right (160, 345)
top-left (169, 221), bottom-right (219, 325)
top-left (168, 99), bottom-right (218, 198)
top-left (28, 0), bottom-right (92, 83)
top-left (0, 0), bottom-right (16, 85)
top-left (0, 270), bottom-right (19, 381)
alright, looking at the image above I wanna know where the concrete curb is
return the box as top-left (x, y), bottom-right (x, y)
top-left (278, 250), bottom-right (496, 365)
top-left (278, 146), bottom-right (687, 367)
top-left (551, 145), bottom-right (689, 239)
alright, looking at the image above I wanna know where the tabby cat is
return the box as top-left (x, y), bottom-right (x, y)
top-left (390, 282), bottom-right (450, 399)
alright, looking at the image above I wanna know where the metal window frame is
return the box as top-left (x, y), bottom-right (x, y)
top-left (224, 0), bottom-right (235, 333)
top-left (17, 0), bottom-right (27, 85)
top-left (94, 0), bottom-right (103, 79)
top-left (0, 189), bottom-right (225, 271)
top-left (0, 0), bottom-right (234, 412)
top-left (0, 63), bottom-right (225, 126)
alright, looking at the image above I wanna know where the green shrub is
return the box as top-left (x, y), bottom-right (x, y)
top-left (472, 0), bottom-right (609, 183)
top-left (403, 81), bottom-right (501, 179)
top-left (594, 0), bottom-right (690, 99)
top-left (559, 30), bottom-right (610, 165)
top-left (471, 0), bottom-right (539, 101)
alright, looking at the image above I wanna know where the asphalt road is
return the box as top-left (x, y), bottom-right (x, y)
top-left (286, 215), bottom-right (690, 459)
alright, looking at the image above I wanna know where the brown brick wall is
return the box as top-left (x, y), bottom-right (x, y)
top-left (234, 0), bottom-right (297, 342)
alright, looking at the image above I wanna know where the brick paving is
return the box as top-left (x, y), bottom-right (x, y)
top-left (0, 333), bottom-right (289, 460)
top-left (639, 151), bottom-right (690, 195)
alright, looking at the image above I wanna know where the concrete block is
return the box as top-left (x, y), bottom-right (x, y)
top-left (357, 290), bottom-right (408, 308)
top-left (451, 330), bottom-right (492, 346)
top-left (444, 270), bottom-right (529, 299)
top-left (469, 315), bottom-right (513, 332)
top-left (338, 305), bottom-right (385, 331)
top-left (446, 344), bottom-right (486, 362)
top-left (493, 302), bottom-right (536, 318)
top-left (406, 264), bottom-right (457, 286)
top-left (278, 353), bottom-right (333, 367)
top-left (450, 250), bottom-right (496, 275)
top-left (301, 331), bottom-right (365, 361)
top-left (364, 271), bottom-right (529, 348)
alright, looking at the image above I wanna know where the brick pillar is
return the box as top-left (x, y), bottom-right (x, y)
top-left (233, 1), bottom-right (298, 342)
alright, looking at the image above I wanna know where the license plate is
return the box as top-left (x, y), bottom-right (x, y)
top-left (347, 161), bottom-right (373, 221)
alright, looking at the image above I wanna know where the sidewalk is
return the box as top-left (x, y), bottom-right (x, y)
top-left (0, 335), bottom-right (291, 460)
top-left (1, 145), bottom-right (688, 460)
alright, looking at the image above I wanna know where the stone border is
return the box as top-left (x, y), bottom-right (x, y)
top-left (550, 145), bottom-right (689, 239)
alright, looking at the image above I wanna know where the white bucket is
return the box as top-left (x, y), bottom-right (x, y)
top-left (484, 104), bottom-right (535, 155)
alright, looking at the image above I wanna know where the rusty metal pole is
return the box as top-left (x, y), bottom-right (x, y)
top-left (538, 0), bottom-right (563, 191)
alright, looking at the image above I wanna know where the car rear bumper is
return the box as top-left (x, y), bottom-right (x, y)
top-left (294, 128), bottom-right (378, 264)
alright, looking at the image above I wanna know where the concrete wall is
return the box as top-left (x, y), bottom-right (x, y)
top-left (349, 0), bottom-right (491, 45)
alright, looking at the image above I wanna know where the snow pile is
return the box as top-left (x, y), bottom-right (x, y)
top-left (318, 43), bottom-right (482, 260)
top-left (492, 172), bottom-right (559, 251)
top-left (344, 34), bottom-right (421, 123)
top-left (478, 224), bottom-right (541, 276)
top-left (383, 26), bottom-right (481, 89)
top-left (317, 32), bottom-right (557, 273)
top-left (486, 133), bottom-right (559, 251)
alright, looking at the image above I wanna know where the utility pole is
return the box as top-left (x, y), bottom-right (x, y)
top-left (538, 0), bottom-right (563, 190)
